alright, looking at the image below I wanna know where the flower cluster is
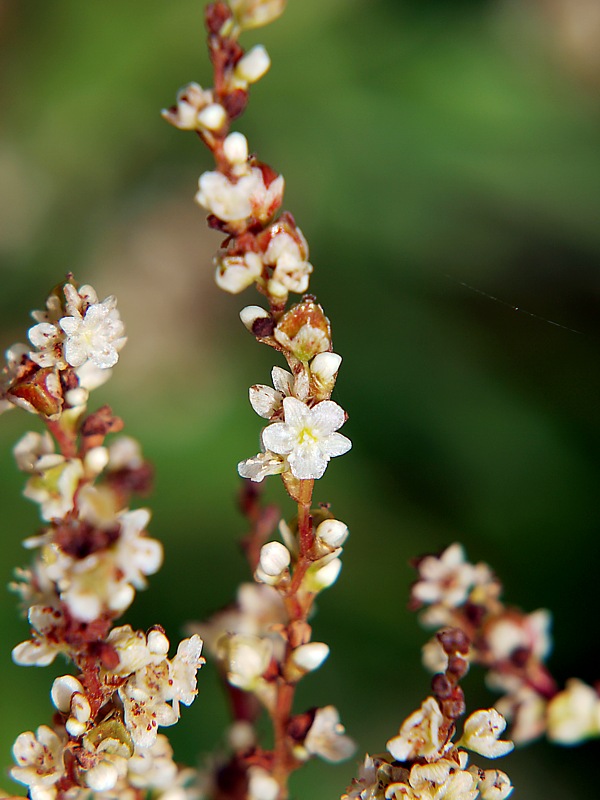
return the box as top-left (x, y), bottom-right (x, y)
top-left (163, 4), bottom-right (355, 797)
top-left (410, 543), bottom-right (600, 746)
top-left (2, 279), bottom-right (204, 798)
top-left (344, 629), bottom-right (514, 800)
top-left (1, 279), bottom-right (125, 420)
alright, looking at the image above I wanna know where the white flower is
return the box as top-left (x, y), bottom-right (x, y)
top-left (301, 706), bottom-right (356, 763)
top-left (460, 709), bottom-right (514, 758)
top-left (261, 396), bottom-right (351, 480)
top-left (485, 609), bottom-right (552, 663)
top-left (114, 508), bottom-right (163, 590)
top-left (474, 769), bottom-right (513, 800)
top-left (196, 169), bottom-right (262, 222)
top-left (59, 295), bottom-right (126, 369)
top-left (11, 725), bottom-right (65, 793)
top-left (161, 82), bottom-right (216, 130)
top-left (547, 678), bottom-right (600, 744)
top-left (265, 228), bottom-right (313, 295)
top-left (215, 250), bottom-right (263, 293)
top-left (127, 734), bottom-right (179, 790)
top-left (12, 605), bottom-right (66, 667)
top-left (249, 366), bottom-right (294, 419)
top-left (217, 633), bottom-right (273, 691)
top-left (412, 544), bottom-right (477, 608)
top-left (13, 431), bottom-right (60, 473)
top-left (167, 635), bottom-right (205, 715)
top-left (387, 697), bottom-right (446, 763)
top-left (23, 458), bottom-right (84, 521)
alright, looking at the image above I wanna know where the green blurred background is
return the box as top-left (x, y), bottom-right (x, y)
top-left (1, 0), bottom-right (600, 796)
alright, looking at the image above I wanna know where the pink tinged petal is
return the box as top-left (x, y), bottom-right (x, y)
top-left (309, 400), bottom-right (346, 435)
top-left (322, 432), bottom-right (351, 457)
top-left (262, 421), bottom-right (295, 455)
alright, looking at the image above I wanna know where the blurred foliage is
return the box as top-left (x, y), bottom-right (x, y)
top-left (1, 0), bottom-right (600, 797)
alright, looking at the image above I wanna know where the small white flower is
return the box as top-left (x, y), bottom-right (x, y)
top-left (460, 709), bottom-right (514, 758)
top-left (59, 295), bottom-right (126, 369)
top-left (167, 634), bottom-right (205, 714)
top-left (475, 769), bottom-right (513, 800)
top-left (262, 396), bottom-right (351, 480)
top-left (485, 609), bottom-right (552, 663)
top-left (196, 169), bottom-right (262, 223)
top-left (11, 725), bottom-right (65, 792)
top-left (218, 634), bottom-right (273, 691)
top-left (248, 365), bottom-right (297, 419)
top-left (547, 678), bottom-right (600, 744)
top-left (412, 543), bottom-right (477, 608)
top-left (215, 250), bottom-right (263, 294)
top-left (264, 228), bottom-right (312, 295)
top-left (23, 457), bottom-right (84, 521)
top-left (387, 697), bottom-right (446, 763)
top-left (302, 706), bottom-right (356, 763)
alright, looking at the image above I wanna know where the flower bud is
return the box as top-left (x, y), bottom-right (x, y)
top-left (71, 692), bottom-right (92, 723)
top-left (230, 0), bottom-right (286, 30)
top-left (66, 717), bottom-right (88, 737)
top-left (311, 352), bottom-right (341, 382)
top-left (147, 629), bottom-right (170, 656)
top-left (292, 642), bottom-right (330, 673)
top-left (223, 132), bottom-right (249, 165)
top-left (257, 541), bottom-right (290, 583)
top-left (84, 446), bottom-right (109, 476)
top-left (197, 102), bottom-right (227, 131)
top-left (315, 519), bottom-right (348, 549)
top-left (240, 305), bottom-right (275, 337)
top-left (235, 45), bottom-right (271, 84)
top-left (51, 675), bottom-right (85, 712)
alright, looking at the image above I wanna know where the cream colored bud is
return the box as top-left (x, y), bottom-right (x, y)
top-left (66, 717), bottom-right (88, 737)
top-left (311, 352), bottom-right (342, 382)
top-left (231, 0), bottom-right (286, 30)
top-left (235, 45), bottom-right (271, 84)
top-left (316, 519), bottom-right (348, 548)
top-left (71, 692), bottom-right (91, 722)
top-left (292, 642), bottom-right (330, 672)
top-left (197, 102), bottom-right (227, 131)
top-left (259, 541), bottom-right (290, 576)
top-left (147, 629), bottom-right (170, 656)
top-left (224, 132), bottom-right (249, 165)
top-left (51, 675), bottom-right (85, 712)
top-left (240, 304), bottom-right (270, 331)
top-left (228, 720), bottom-right (256, 752)
top-left (86, 761), bottom-right (120, 792)
top-left (84, 446), bottom-right (109, 476)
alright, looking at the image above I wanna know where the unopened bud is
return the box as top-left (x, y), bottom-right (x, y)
top-left (197, 102), bottom-right (227, 131)
top-left (51, 675), bottom-right (85, 712)
top-left (292, 642), bottom-right (330, 672)
top-left (230, 0), bottom-right (286, 30)
top-left (240, 305), bottom-right (273, 336)
top-left (66, 717), bottom-right (88, 737)
top-left (71, 692), bottom-right (92, 722)
top-left (84, 446), bottom-right (109, 477)
top-left (307, 557), bottom-right (342, 591)
top-left (147, 629), bottom-right (170, 656)
top-left (224, 132), bottom-right (249, 165)
top-left (316, 519), bottom-right (348, 549)
top-left (311, 352), bottom-right (341, 383)
top-left (258, 541), bottom-right (290, 577)
top-left (235, 46), bottom-right (271, 84)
